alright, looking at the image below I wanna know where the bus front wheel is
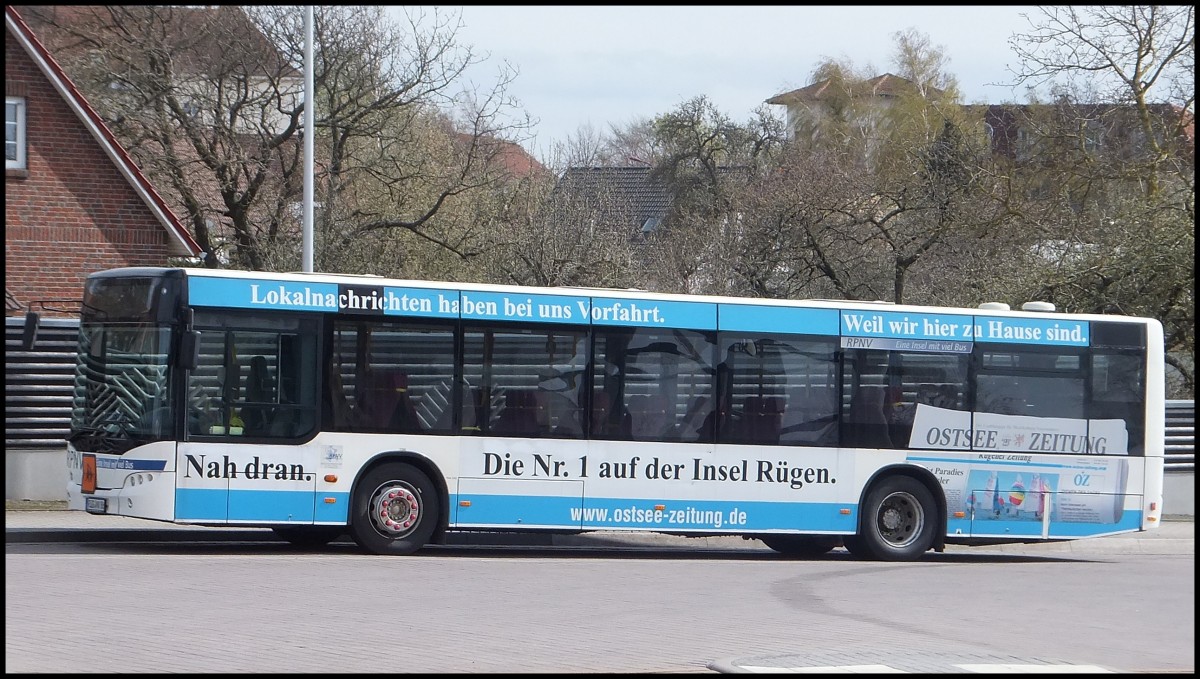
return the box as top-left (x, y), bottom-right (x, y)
top-left (848, 476), bottom-right (936, 561)
top-left (350, 462), bottom-right (439, 556)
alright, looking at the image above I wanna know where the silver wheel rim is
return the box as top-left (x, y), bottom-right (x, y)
top-left (369, 481), bottom-right (422, 538)
top-left (875, 490), bottom-right (924, 548)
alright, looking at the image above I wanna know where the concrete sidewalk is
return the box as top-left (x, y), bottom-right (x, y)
top-left (5, 508), bottom-right (1193, 555)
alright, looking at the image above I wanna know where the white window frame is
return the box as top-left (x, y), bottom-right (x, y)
top-left (6, 96), bottom-right (27, 170)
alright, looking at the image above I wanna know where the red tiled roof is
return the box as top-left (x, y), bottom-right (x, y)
top-left (456, 133), bottom-right (546, 178)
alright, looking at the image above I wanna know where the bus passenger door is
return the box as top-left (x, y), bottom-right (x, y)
top-left (226, 444), bottom-right (319, 523)
top-left (176, 441), bottom-right (230, 522)
top-left (176, 442), bottom-right (319, 523)
top-left (180, 313), bottom-right (322, 524)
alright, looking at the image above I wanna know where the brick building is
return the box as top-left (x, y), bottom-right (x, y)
top-left (5, 6), bottom-right (201, 318)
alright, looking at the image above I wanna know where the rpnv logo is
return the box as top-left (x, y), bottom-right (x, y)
top-left (322, 447), bottom-right (344, 468)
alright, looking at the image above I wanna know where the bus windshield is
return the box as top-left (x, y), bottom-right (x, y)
top-left (69, 322), bottom-right (176, 454)
top-left (69, 272), bottom-right (181, 455)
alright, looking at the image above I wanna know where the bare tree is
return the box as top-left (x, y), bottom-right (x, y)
top-left (24, 5), bottom-right (533, 276)
top-left (544, 123), bottom-right (608, 172)
top-left (706, 36), bottom-right (1013, 305)
top-left (1007, 5), bottom-right (1193, 198)
top-left (600, 117), bottom-right (664, 167)
top-left (632, 96), bottom-right (786, 295)
top-left (24, 5), bottom-right (307, 269)
top-left (1006, 5), bottom-right (1194, 397)
top-left (476, 173), bottom-right (642, 289)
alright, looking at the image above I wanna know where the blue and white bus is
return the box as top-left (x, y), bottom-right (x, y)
top-left (61, 267), bottom-right (1166, 560)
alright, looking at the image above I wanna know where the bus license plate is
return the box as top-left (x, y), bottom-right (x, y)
top-left (85, 497), bottom-right (107, 514)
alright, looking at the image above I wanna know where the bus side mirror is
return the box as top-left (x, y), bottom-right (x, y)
top-left (179, 330), bottom-right (200, 371)
top-left (21, 311), bottom-right (40, 350)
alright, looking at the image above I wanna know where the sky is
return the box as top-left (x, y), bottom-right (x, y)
top-left (399, 6), bottom-right (1043, 160)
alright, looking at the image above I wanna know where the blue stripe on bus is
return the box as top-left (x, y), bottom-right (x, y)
top-left (452, 493), bottom-right (586, 527)
top-left (458, 291), bottom-right (591, 324)
top-left (175, 488), bottom-right (228, 521)
top-left (96, 458), bottom-right (167, 471)
top-left (590, 297), bottom-right (717, 330)
top-left (452, 494), bottom-right (856, 532)
top-left (187, 275), bottom-right (1089, 348)
top-left (381, 287), bottom-right (459, 319)
top-left (175, 489), bottom-right (1140, 539)
top-left (228, 490), bottom-right (316, 522)
top-left (176, 489), bottom-right (328, 522)
top-left (314, 493), bottom-right (351, 523)
top-left (718, 304), bottom-right (839, 335)
top-left (963, 511), bottom-right (1142, 538)
top-left (841, 310), bottom-right (975, 341)
top-left (190, 277), bottom-right (340, 312)
top-left (975, 316), bottom-right (1089, 346)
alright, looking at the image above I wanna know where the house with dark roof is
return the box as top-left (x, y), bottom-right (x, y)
top-left (551, 166), bottom-right (672, 237)
top-left (5, 5), bottom-right (203, 317)
top-left (767, 73), bottom-right (940, 141)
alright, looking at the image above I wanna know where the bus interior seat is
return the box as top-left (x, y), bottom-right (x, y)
top-left (461, 386), bottom-right (484, 432)
top-left (591, 390), bottom-right (631, 438)
top-left (738, 396), bottom-right (783, 443)
top-left (845, 386), bottom-right (893, 448)
top-left (494, 389), bottom-right (539, 436)
top-left (678, 395), bottom-right (712, 441)
top-left (628, 393), bottom-right (671, 438)
top-left (357, 368), bottom-right (418, 431)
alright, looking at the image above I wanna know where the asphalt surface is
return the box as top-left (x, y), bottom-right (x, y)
top-left (7, 509), bottom-right (1194, 673)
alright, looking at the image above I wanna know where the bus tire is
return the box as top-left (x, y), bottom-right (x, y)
top-left (271, 525), bottom-right (344, 548)
top-left (350, 462), bottom-right (439, 556)
top-left (760, 535), bottom-right (840, 558)
top-left (851, 475), bottom-right (936, 561)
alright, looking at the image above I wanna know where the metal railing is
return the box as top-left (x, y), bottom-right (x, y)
top-left (5, 316), bottom-right (78, 448)
top-left (1165, 399), bottom-right (1196, 472)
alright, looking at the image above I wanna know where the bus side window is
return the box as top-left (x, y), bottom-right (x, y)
top-left (329, 369), bottom-right (355, 430)
top-left (628, 393), bottom-right (671, 439)
top-left (461, 386), bottom-right (484, 432)
top-left (1091, 352), bottom-right (1145, 455)
top-left (779, 384), bottom-right (837, 445)
top-left (844, 386), bottom-right (893, 449)
top-left (494, 390), bottom-right (539, 437)
top-left (591, 390), bottom-right (631, 439)
top-left (677, 395), bottom-right (712, 442)
top-left (355, 369), bottom-right (420, 433)
top-left (242, 355), bottom-right (275, 436)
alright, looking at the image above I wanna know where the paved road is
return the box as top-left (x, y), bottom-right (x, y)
top-left (7, 511), bottom-right (1190, 676)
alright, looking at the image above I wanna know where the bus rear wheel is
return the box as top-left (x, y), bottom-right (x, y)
top-left (350, 462), bottom-right (439, 556)
top-left (760, 535), bottom-right (840, 558)
top-left (850, 476), bottom-right (936, 561)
